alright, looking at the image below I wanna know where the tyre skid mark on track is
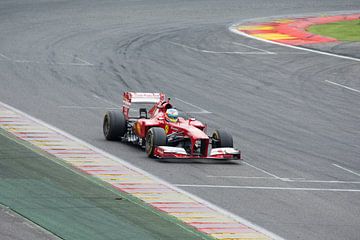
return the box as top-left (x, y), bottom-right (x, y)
top-left (0, 102), bottom-right (284, 240)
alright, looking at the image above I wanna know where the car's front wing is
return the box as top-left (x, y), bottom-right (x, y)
top-left (153, 146), bottom-right (241, 160)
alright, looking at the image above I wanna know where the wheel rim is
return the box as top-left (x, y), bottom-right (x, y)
top-left (103, 117), bottom-right (110, 136)
top-left (212, 131), bottom-right (220, 148)
top-left (146, 131), bottom-right (153, 155)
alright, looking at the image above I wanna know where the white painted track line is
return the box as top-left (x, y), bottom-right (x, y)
top-left (175, 184), bottom-right (360, 192)
top-left (207, 175), bottom-right (360, 184)
top-left (325, 80), bottom-right (360, 93)
top-left (232, 41), bottom-right (275, 54)
top-left (0, 52), bottom-right (93, 66)
top-left (333, 164), bottom-right (360, 177)
top-left (58, 106), bottom-right (118, 110)
top-left (243, 162), bottom-right (283, 180)
top-left (175, 97), bottom-right (212, 114)
top-left (73, 56), bottom-right (93, 66)
top-left (0, 59), bottom-right (94, 66)
top-left (0, 53), bottom-right (11, 60)
top-left (93, 94), bottom-right (120, 107)
top-left (168, 41), bottom-right (275, 55)
top-left (287, 179), bottom-right (360, 184)
top-left (207, 175), bottom-right (276, 179)
top-left (65, 53), bottom-right (94, 66)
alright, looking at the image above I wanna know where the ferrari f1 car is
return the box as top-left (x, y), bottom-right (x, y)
top-left (103, 92), bottom-right (241, 160)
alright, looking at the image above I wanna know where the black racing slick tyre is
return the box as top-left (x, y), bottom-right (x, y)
top-left (103, 111), bottom-right (127, 141)
top-left (145, 127), bottom-right (167, 158)
top-left (212, 129), bottom-right (233, 148)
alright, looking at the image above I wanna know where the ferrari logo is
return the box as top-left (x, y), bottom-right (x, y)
top-left (165, 125), bottom-right (169, 134)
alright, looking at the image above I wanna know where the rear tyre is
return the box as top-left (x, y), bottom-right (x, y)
top-left (212, 129), bottom-right (233, 148)
top-left (103, 111), bottom-right (127, 141)
top-left (146, 127), bottom-right (167, 158)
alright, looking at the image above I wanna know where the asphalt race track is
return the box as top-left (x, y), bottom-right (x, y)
top-left (1, 0), bottom-right (360, 239)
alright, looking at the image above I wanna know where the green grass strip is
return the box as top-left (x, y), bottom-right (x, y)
top-left (308, 19), bottom-right (360, 41)
top-left (0, 129), bottom-right (214, 240)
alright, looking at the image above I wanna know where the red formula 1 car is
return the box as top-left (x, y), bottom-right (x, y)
top-left (103, 92), bottom-right (241, 160)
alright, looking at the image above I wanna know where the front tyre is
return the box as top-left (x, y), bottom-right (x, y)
top-left (212, 129), bottom-right (233, 148)
top-left (145, 127), bottom-right (167, 158)
top-left (103, 111), bottom-right (127, 141)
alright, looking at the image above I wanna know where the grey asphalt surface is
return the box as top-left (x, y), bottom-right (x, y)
top-left (306, 41), bottom-right (360, 59)
top-left (0, 205), bottom-right (59, 240)
top-left (0, 0), bottom-right (360, 239)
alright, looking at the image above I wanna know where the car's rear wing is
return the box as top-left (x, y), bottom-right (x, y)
top-left (123, 92), bottom-right (165, 104)
top-left (123, 92), bottom-right (166, 119)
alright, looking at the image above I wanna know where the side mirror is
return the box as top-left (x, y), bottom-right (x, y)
top-left (188, 117), bottom-right (196, 124)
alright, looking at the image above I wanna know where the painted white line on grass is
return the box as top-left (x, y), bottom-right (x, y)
top-left (333, 164), bottom-right (360, 177)
top-left (325, 80), bottom-right (360, 93)
top-left (229, 26), bottom-right (360, 62)
top-left (168, 41), bottom-right (275, 55)
top-left (232, 42), bottom-right (275, 54)
top-left (175, 97), bottom-right (212, 114)
top-left (175, 184), bottom-right (360, 192)
top-left (0, 100), bottom-right (285, 240)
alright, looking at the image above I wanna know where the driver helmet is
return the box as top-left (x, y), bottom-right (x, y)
top-left (165, 108), bottom-right (179, 123)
